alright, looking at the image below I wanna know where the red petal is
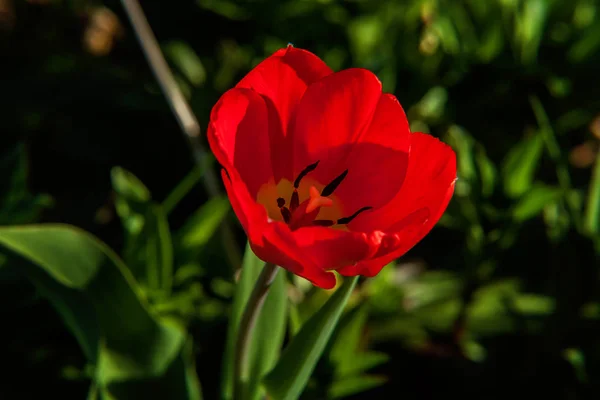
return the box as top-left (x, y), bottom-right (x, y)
top-left (237, 47), bottom-right (332, 181)
top-left (208, 88), bottom-right (273, 198)
top-left (350, 132), bottom-right (456, 232)
top-left (360, 94), bottom-right (410, 151)
top-left (255, 223), bottom-right (339, 289)
top-left (290, 226), bottom-right (376, 270)
top-left (220, 168), bottom-right (270, 246)
top-left (337, 208), bottom-right (429, 277)
top-left (256, 224), bottom-right (379, 289)
top-left (291, 68), bottom-right (383, 187)
top-left (339, 132), bottom-right (456, 276)
top-left (333, 94), bottom-right (411, 215)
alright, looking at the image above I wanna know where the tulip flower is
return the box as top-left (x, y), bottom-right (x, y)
top-left (208, 45), bottom-right (456, 289)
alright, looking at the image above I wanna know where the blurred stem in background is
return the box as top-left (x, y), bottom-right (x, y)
top-left (119, 0), bottom-right (241, 271)
top-left (233, 262), bottom-right (279, 400)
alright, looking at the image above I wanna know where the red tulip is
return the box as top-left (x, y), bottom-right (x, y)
top-left (208, 46), bottom-right (456, 289)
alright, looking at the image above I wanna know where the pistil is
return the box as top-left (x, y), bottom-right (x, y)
top-left (276, 161), bottom-right (372, 230)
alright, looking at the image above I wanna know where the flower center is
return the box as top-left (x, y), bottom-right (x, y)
top-left (275, 161), bottom-right (372, 231)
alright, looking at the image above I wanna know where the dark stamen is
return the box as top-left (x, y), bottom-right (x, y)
top-left (294, 161), bottom-right (320, 188)
top-left (337, 206), bottom-right (373, 225)
top-left (321, 169), bottom-right (348, 197)
top-left (290, 190), bottom-right (299, 212)
top-left (280, 207), bottom-right (291, 224)
top-left (313, 220), bottom-right (334, 227)
top-left (277, 197), bottom-right (286, 208)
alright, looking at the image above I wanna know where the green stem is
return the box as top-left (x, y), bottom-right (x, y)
top-left (233, 262), bottom-right (279, 400)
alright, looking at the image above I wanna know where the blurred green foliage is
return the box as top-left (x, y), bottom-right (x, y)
top-left (2, 0), bottom-right (600, 399)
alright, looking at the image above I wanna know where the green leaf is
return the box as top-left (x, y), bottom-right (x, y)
top-left (584, 151), bottom-right (600, 235)
top-left (404, 270), bottom-right (463, 309)
top-left (501, 132), bottom-right (544, 198)
top-left (328, 375), bottom-right (386, 399)
top-left (529, 96), bottom-right (579, 227)
top-left (111, 166), bottom-right (151, 272)
top-left (432, 16), bottom-right (460, 55)
top-left (111, 167), bottom-right (174, 294)
top-left (417, 87), bottom-right (448, 122)
top-left (111, 166), bottom-right (151, 205)
top-left (513, 293), bottom-right (555, 316)
top-left (467, 279), bottom-right (519, 336)
top-left (326, 306), bottom-right (389, 383)
top-left (347, 16), bottom-right (384, 61)
top-left (288, 301), bottom-right (302, 337)
top-left (163, 165), bottom-right (205, 216)
top-left (475, 145), bottom-right (497, 198)
top-left (221, 243), bottom-right (287, 400)
top-left (447, 125), bottom-right (477, 184)
top-left (145, 204), bottom-right (174, 295)
top-left (329, 306), bottom-right (368, 377)
top-left (175, 196), bottom-right (230, 251)
top-left (164, 41), bottom-right (207, 87)
top-left (477, 21), bottom-right (504, 62)
top-left (515, 0), bottom-right (547, 64)
top-left (335, 352), bottom-right (388, 377)
top-left (568, 21), bottom-right (600, 63)
top-left (263, 276), bottom-right (358, 400)
top-left (512, 184), bottom-right (562, 221)
top-left (174, 263), bottom-right (205, 287)
top-left (248, 269), bottom-right (287, 400)
top-left (414, 297), bottom-right (462, 333)
top-left (369, 317), bottom-right (428, 345)
top-left (563, 348), bottom-right (588, 383)
top-left (445, 126), bottom-right (495, 220)
top-left (0, 224), bottom-right (201, 399)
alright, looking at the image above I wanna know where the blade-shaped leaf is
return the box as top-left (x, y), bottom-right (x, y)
top-left (584, 151), bottom-right (600, 235)
top-left (111, 166), bottom-right (151, 278)
top-left (162, 165), bottom-right (205, 216)
top-left (263, 276), bottom-right (358, 400)
top-left (501, 132), bottom-right (544, 198)
top-left (248, 266), bottom-right (287, 400)
top-left (328, 306), bottom-right (388, 378)
top-left (328, 375), bottom-right (386, 399)
top-left (221, 243), bottom-right (287, 400)
top-left (446, 125), bottom-right (476, 183)
top-left (512, 184), bottom-right (562, 221)
top-left (475, 145), bottom-right (497, 198)
top-left (336, 352), bottom-right (388, 378)
top-left (145, 203), bottom-right (174, 295)
top-left (515, 0), bottom-right (547, 64)
top-left (164, 41), bottom-right (207, 87)
top-left (111, 167), bottom-right (174, 295)
top-left (568, 20), bottom-right (600, 63)
top-left (111, 166), bottom-right (151, 205)
top-left (0, 224), bottom-right (201, 399)
top-left (175, 196), bottom-right (230, 252)
top-left (329, 306), bottom-right (368, 375)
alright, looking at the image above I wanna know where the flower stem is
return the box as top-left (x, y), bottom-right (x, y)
top-left (233, 262), bottom-right (279, 400)
top-left (119, 0), bottom-right (242, 270)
